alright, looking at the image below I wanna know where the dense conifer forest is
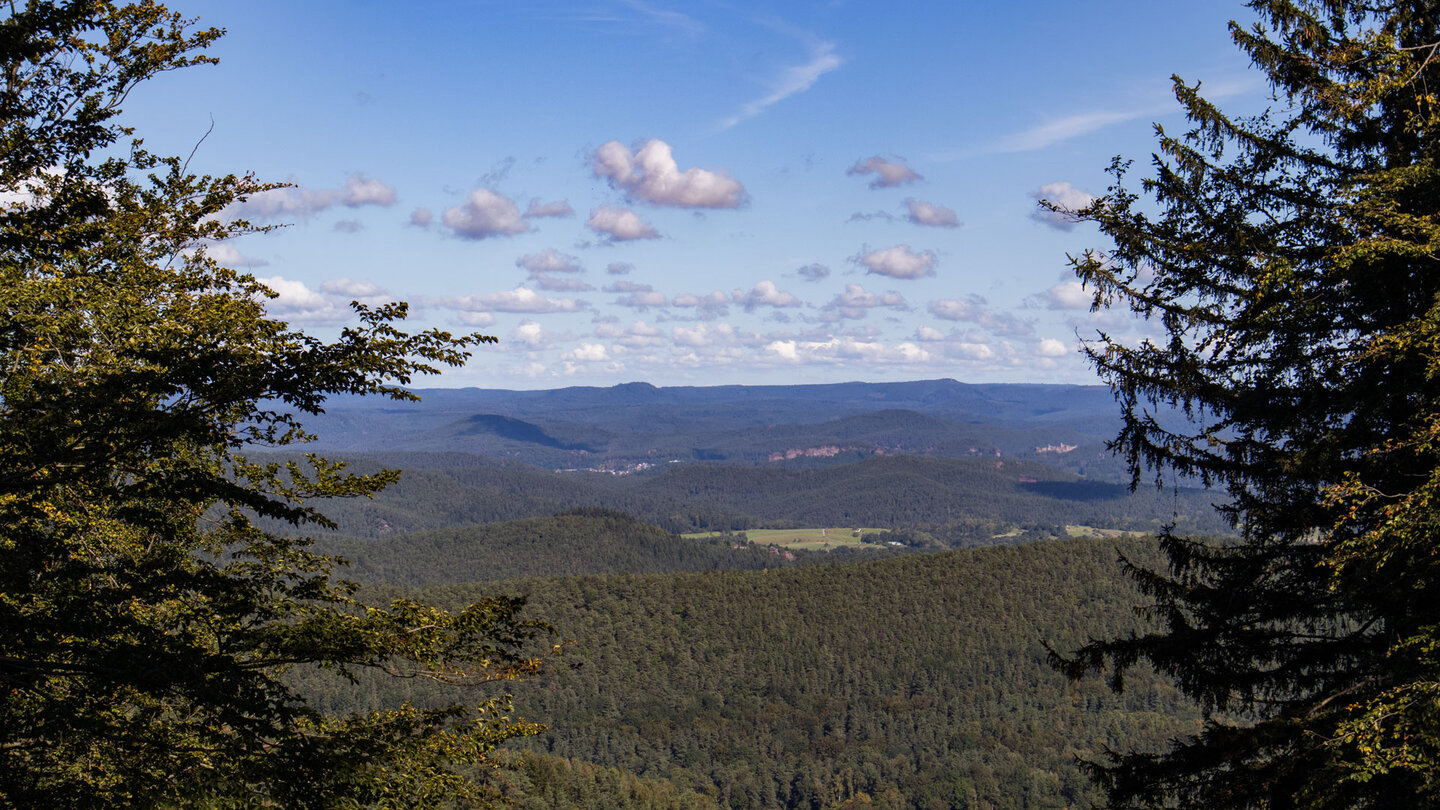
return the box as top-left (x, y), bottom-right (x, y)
top-left (298, 531), bottom-right (1202, 809)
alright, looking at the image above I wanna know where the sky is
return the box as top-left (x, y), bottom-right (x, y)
top-left (127, 0), bottom-right (1267, 390)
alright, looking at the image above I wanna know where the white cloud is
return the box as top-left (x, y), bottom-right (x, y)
top-left (847, 156), bottom-right (922, 189)
top-left (226, 187), bottom-right (338, 221)
top-left (1036, 338), bottom-right (1070, 357)
top-left (523, 198), bottom-right (574, 218)
top-left (732, 280), bottom-right (800, 312)
top-left (823, 283), bottom-right (907, 320)
top-left (442, 188), bottom-right (529, 239)
top-left (332, 219), bottom-right (363, 233)
top-left (854, 244), bottom-right (937, 279)
top-left (409, 207), bottom-right (433, 227)
top-left (592, 139), bottom-right (747, 208)
top-left (532, 274), bottom-right (594, 292)
top-left (722, 42), bottom-right (842, 128)
top-left (586, 205), bottom-right (660, 241)
top-left (607, 262), bottom-right (634, 275)
top-left (321, 277), bottom-right (386, 297)
top-left (226, 175), bottom-right (395, 222)
top-left (256, 276), bottom-right (348, 324)
top-left (517, 248), bottom-right (583, 275)
top-left (509, 320), bottom-right (552, 349)
top-left (671, 290), bottom-right (731, 319)
top-left (605, 280), bottom-right (653, 293)
top-left (928, 297), bottom-right (982, 321)
top-left (564, 343), bottom-right (610, 362)
top-left (437, 286), bottom-right (585, 314)
top-left (201, 242), bottom-right (268, 268)
top-left (1044, 279), bottom-right (1092, 309)
top-left (903, 198), bottom-right (959, 228)
top-left (672, 322), bottom-right (737, 348)
top-left (458, 311), bottom-right (496, 327)
top-left (615, 290), bottom-right (670, 309)
top-left (340, 174), bottom-right (397, 207)
top-left (915, 325), bottom-right (946, 342)
top-left (1029, 182), bottom-right (1097, 231)
top-left (764, 337), bottom-right (932, 365)
top-left (928, 296), bottom-right (1033, 336)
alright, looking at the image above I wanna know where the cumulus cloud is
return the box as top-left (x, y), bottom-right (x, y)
top-left (607, 262), bottom-right (634, 275)
top-left (226, 174), bottom-right (396, 222)
top-left (732, 280), bottom-right (800, 312)
top-left (915, 325), bottom-right (946, 342)
top-left (201, 242), bottom-right (268, 268)
top-left (332, 219), bottom-right (363, 233)
top-left (764, 337), bottom-right (931, 365)
top-left (509, 320), bottom-right (553, 349)
top-left (722, 42), bottom-right (842, 128)
top-left (605, 280), bottom-right (653, 293)
top-left (227, 187), bottom-right (338, 222)
top-left (672, 322), bottom-right (738, 348)
top-left (1029, 182), bottom-right (1097, 231)
top-left (532, 274), bottom-right (594, 292)
top-left (586, 205), bottom-right (660, 241)
top-left (435, 286), bottom-right (585, 314)
top-left (903, 198), bottom-right (960, 228)
top-left (854, 244), bottom-right (937, 279)
top-left (671, 290), bottom-right (731, 319)
top-left (523, 198), bottom-right (574, 219)
top-left (928, 296), bottom-right (1033, 336)
top-left (409, 207), bottom-right (433, 227)
top-left (340, 174), bottom-right (397, 207)
top-left (615, 289), bottom-right (670, 309)
top-left (1036, 337), bottom-right (1071, 357)
top-left (592, 139), bottom-right (747, 208)
top-left (1043, 279), bottom-right (1091, 309)
top-left (796, 263), bottom-right (830, 282)
top-left (564, 343), bottom-right (610, 362)
top-left (256, 276), bottom-right (348, 324)
top-left (517, 248), bottom-right (583, 275)
top-left (321, 277), bottom-right (386, 297)
top-left (847, 156), bottom-right (922, 189)
top-left (823, 283), bottom-right (907, 320)
top-left (443, 189), bottom-right (529, 239)
top-left (928, 297), bottom-right (983, 321)
top-left (458, 311), bottom-right (496, 327)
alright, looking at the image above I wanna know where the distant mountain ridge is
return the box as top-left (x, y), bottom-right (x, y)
top-left (297, 378), bottom-right (1130, 479)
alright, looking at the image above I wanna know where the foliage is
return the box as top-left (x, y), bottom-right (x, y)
top-left (294, 537), bottom-right (1204, 810)
top-left (0, 2), bottom-right (549, 806)
top-left (1050, 1), bottom-right (1440, 806)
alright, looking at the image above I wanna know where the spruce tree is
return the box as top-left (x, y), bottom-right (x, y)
top-left (1053, 1), bottom-right (1440, 806)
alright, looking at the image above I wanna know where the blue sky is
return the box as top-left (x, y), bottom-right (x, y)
top-left (132, 0), bottom-right (1264, 389)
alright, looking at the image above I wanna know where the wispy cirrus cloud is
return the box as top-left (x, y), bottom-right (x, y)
top-left (721, 41), bottom-right (842, 129)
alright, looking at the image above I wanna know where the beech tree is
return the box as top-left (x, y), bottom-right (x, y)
top-left (1051, 1), bottom-right (1440, 807)
top-left (0, 2), bottom-right (550, 807)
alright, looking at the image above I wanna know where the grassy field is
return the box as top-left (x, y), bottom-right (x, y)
top-left (1064, 524), bottom-right (1149, 539)
top-left (683, 527), bottom-right (885, 551)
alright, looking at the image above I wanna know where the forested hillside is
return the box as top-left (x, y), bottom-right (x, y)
top-left (300, 536), bottom-right (1201, 809)
top-left (303, 453), bottom-right (1227, 538)
top-left (317, 509), bottom-right (846, 586)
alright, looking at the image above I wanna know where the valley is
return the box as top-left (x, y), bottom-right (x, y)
top-left (290, 380), bottom-right (1218, 808)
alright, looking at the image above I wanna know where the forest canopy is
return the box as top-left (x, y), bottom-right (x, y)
top-left (0, 2), bottom-right (552, 806)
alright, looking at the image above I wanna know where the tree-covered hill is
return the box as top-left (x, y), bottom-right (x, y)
top-left (317, 509), bottom-right (843, 586)
top-left (299, 453), bottom-right (1228, 538)
top-left (300, 536), bottom-right (1201, 809)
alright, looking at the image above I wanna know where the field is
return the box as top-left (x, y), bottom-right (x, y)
top-left (683, 527), bottom-right (886, 551)
top-left (1064, 524), bottom-right (1150, 538)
